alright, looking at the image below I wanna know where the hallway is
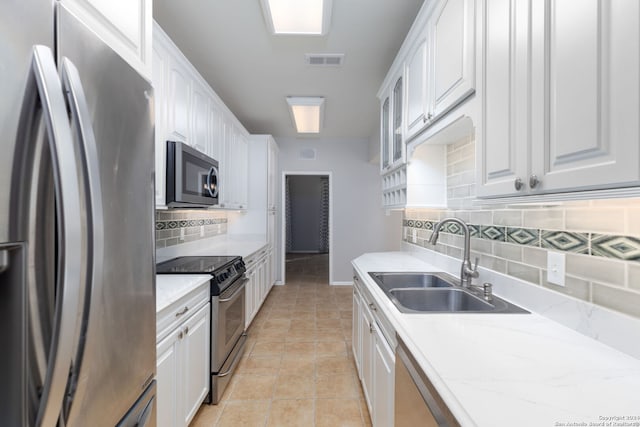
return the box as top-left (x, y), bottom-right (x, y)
top-left (190, 254), bottom-right (371, 426)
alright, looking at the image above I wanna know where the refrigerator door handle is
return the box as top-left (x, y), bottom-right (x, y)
top-left (59, 57), bottom-right (105, 417)
top-left (20, 45), bottom-right (84, 427)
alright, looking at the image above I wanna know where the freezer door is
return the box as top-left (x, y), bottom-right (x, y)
top-left (56, 5), bottom-right (157, 426)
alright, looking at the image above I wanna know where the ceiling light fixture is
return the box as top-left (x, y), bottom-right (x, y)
top-left (286, 97), bottom-right (325, 134)
top-left (260, 0), bottom-right (332, 35)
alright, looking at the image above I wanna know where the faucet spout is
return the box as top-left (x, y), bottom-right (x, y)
top-left (429, 217), bottom-right (479, 287)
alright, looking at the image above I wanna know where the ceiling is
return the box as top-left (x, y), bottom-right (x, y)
top-left (153, 0), bottom-right (424, 139)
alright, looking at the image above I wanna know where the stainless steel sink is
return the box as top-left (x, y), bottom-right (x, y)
top-left (368, 272), bottom-right (529, 314)
top-left (369, 272), bottom-right (455, 291)
top-left (389, 288), bottom-right (494, 312)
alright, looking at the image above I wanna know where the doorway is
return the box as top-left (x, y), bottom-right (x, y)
top-left (282, 172), bottom-right (332, 285)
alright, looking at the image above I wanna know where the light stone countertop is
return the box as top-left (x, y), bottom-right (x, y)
top-left (156, 274), bottom-right (211, 313)
top-left (352, 252), bottom-right (640, 427)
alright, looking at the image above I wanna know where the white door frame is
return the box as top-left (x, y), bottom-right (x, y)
top-left (280, 171), bottom-right (333, 285)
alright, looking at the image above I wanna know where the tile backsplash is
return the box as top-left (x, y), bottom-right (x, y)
top-left (156, 210), bottom-right (227, 248)
top-left (403, 136), bottom-right (640, 320)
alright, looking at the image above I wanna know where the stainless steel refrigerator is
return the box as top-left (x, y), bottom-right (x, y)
top-left (0, 1), bottom-right (156, 426)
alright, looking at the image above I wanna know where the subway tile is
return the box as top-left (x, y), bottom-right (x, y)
top-left (470, 238), bottom-right (492, 254)
top-left (522, 247), bottom-right (548, 269)
top-left (565, 254), bottom-right (625, 286)
top-left (565, 208), bottom-right (625, 234)
top-left (628, 263), bottom-right (640, 292)
top-left (492, 242), bottom-right (522, 262)
top-left (469, 210), bottom-right (493, 225)
top-left (446, 246), bottom-right (463, 259)
top-left (478, 254), bottom-right (507, 273)
top-left (592, 283), bottom-right (640, 319)
top-left (591, 234), bottom-right (640, 261)
top-left (626, 208), bottom-right (640, 237)
top-left (541, 275), bottom-right (591, 301)
top-left (507, 261), bottom-right (541, 285)
top-left (523, 209), bottom-right (564, 230)
top-left (493, 210), bottom-right (522, 227)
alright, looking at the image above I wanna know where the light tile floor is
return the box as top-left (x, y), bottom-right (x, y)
top-left (190, 254), bottom-right (371, 427)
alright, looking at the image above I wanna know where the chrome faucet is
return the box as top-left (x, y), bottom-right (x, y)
top-left (429, 217), bottom-right (479, 288)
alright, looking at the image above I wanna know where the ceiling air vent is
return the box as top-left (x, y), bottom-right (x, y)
top-left (305, 53), bottom-right (344, 67)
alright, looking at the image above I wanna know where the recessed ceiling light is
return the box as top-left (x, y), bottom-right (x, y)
top-left (261, 0), bottom-right (332, 35)
top-left (286, 97), bottom-right (325, 133)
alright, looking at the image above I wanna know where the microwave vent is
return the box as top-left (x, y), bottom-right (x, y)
top-left (305, 54), bottom-right (344, 67)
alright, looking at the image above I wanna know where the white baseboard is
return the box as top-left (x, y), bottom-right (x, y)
top-left (331, 281), bottom-right (353, 286)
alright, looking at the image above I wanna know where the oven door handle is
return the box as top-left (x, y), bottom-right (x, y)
top-left (217, 333), bottom-right (247, 377)
top-left (218, 277), bottom-right (248, 303)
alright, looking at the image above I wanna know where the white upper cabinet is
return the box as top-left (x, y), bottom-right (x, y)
top-left (477, 0), bottom-right (640, 199)
top-left (60, 0), bottom-right (152, 78)
top-left (476, 0), bottom-right (529, 197)
top-left (530, 0), bottom-right (640, 194)
top-left (404, 34), bottom-right (429, 140)
top-left (430, 0), bottom-right (476, 118)
top-left (167, 60), bottom-right (191, 144)
top-left (190, 81), bottom-right (210, 154)
top-left (400, 0), bottom-right (477, 143)
top-left (153, 22), bottom-right (250, 209)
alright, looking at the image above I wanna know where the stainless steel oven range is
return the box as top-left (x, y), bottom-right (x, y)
top-left (156, 255), bottom-right (247, 404)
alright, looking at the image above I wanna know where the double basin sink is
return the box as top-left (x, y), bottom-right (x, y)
top-left (369, 272), bottom-right (528, 314)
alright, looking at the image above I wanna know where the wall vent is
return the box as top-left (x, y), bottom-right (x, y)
top-left (304, 53), bottom-right (345, 67)
top-left (299, 148), bottom-right (317, 160)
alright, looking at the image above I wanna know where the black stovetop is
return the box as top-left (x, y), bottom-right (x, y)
top-left (156, 255), bottom-right (240, 274)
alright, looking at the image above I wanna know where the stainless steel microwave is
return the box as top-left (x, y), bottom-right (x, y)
top-left (166, 141), bottom-right (219, 207)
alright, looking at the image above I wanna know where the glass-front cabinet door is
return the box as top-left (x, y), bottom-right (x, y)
top-left (381, 97), bottom-right (390, 170)
top-left (392, 76), bottom-right (403, 164)
top-left (380, 76), bottom-right (405, 172)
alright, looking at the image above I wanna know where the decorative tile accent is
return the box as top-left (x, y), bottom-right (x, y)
top-left (423, 221), bottom-right (434, 230)
top-left (480, 225), bottom-right (506, 241)
top-left (445, 222), bottom-right (463, 235)
top-left (591, 234), bottom-right (640, 261)
top-left (155, 211), bottom-right (228, 248)
top-left (507, 227), bottom-right (539, 246)
top-left (541, 231), bottom-right (589, 254)
top-left (414, 220), bottom-right (423, 228)
top-left (407, 220), bottom-right (415, 227)
top-left (469, 224), bottom-right (480, 238)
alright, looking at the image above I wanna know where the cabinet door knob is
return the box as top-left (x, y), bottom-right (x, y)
top-left (369, 322), bottom-right (375, 333)
top-left (369, 302), bottom-right (377, 312)
top-left (184, 326), bottom-right (189, 335)
top-left (514, 178), bottom-right (524, 191)
top-left (529, 175), bottom-right (540, 189)
top-left (178, 331), bottom-right (183, 340)
top-left (427, 112), bottom-right (433, 120)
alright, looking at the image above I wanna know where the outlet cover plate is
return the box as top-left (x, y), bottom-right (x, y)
top-left (547, 251), bottom-right (566, 286)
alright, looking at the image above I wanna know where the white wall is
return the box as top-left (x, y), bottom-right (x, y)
top-left (277, 137), bottom-right (402, 284)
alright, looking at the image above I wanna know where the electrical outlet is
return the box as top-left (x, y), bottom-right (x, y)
top-left (412, 229), bottom-right (417, 241)
top-left (179, 228), bottom-right (185, 242)
top-left (547, 251), bottom-right (565, 286)
top-left (200, 225), bottom-right (205, 237)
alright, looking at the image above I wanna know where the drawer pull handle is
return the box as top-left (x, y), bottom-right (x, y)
top-left (175, 306), bottom-right (189, 317)
top-left (369, 302), bottom-right (377, 312)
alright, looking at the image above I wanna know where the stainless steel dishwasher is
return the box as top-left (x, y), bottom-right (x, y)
top-left (395, 337), bottom-right (460, 427)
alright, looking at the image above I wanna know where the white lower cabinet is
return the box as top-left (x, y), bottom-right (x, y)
top-left (156, 284), bottom-right (210, 427)
top-left (245, 247), bottom-right (273, 329)
top-left (353, 272), bottom-right (395, 427)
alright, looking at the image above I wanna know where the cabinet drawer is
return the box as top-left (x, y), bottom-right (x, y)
top-left (244, 245), bottom-right (268, 270)
top-left (354, 272), bottom-right (397, 349)
top-left (157, 284), bottom-right (209, 342)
